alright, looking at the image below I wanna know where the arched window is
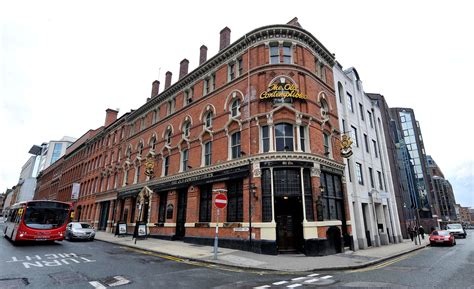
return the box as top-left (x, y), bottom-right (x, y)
top-left (183, 122), bottom-right (191, 138)
top-left (137, 142), bottom-right (144, 157)
top-left (149, 136), bottom-right (156, 150)
top-left (275, 123), bottom-right (294, 151)
top-left (231, 99), bottom-right (241, 117)
top-left (126, 146), bottom-right (132, 159)
top-left (205, 112), bottom-right (213, 129)
top-left (166, 129), bottom-right (172, 145)
top-left (320, 99), bottom-right (329, 119)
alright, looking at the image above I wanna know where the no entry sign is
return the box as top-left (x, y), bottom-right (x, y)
top-left (214, 193), bottom-right (227, 209)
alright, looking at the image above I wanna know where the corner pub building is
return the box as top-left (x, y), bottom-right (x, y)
top-left (73, 18), bottom-right (352, 256)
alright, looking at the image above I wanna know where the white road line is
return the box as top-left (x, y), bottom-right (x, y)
top-left (253, 286), bottom-right (271, 289)
top-left (320, 275), bottom-right (333, 279)
top-left (273, 280), bottom-right (289, 285)
top-left (89, 281), bottom-right (106, 289)
top-left (287, 284), bottom-right (302, 288)
top-left (109, 276), bottom-right (130, 287)
top-left (291, 277), bottom-right (306, 281)
top-left (307, 273), bottom-right (319, 277)
top-left (304, 278), bottom-right (320, 283)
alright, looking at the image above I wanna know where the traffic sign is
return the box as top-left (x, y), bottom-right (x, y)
top-left (214, 193), bottom-right (227, 209)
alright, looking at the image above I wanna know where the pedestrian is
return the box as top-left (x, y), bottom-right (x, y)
top-left (419, 226), bottom-right (425, 239)
top-left (408, 226), bottom-right (414, 241)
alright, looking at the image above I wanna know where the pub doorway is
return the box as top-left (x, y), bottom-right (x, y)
top-left (275, 196), bottom-right (303, 253)
top-left (98, 201), bottom-right (110, 231)
top-left (174, 188), bottom-right (188, 240)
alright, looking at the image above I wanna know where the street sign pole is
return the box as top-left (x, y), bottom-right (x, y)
top-left (213, 208), bottom-right (219, 260)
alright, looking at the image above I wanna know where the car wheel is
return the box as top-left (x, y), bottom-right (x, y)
top-left (430, 242), bottom-right (435, 246)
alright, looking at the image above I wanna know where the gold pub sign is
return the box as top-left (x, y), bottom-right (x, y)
top-left (260, 83), bottom-right (307, 100)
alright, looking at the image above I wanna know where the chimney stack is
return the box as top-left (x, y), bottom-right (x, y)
top-left (165, 71), bottom-right (172, 89)
top-left (151, 80), bottom-right (160, 97)
top-left (179, 59), bottom-right (189, 79)
top-left (104, 108), bottom-right (118, 127)
top-left (219, 27), bottom-right (231, 51)
top-left (199, 45), bottom-right (208, 65)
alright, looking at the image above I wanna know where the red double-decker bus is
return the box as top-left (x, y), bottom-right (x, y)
top-left (3, 200), bottom-right (72, 242)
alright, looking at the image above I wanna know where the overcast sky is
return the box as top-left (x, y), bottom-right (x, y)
top-left (1, 0), bottom-right (473, 207)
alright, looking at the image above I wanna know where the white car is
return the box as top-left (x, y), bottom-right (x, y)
top-left (446, 223), bottom-right (467, 239)
top-left (65, 222), bottom-right (96, 241)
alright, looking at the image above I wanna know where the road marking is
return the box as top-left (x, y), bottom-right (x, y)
top-left (253, 286), bottom-right (271, 289)
top-left (89, 281), bottom-right (106, 289)
top-left (273, 280), bottom-right (289, 285)
top-left (305, 278), bottom-right (320, 283)
top-left (347, 249), bottom-right (423, 273)
top-left (307, 273), bottom-right (319, 277)
top-left (321, 275), bottom-right (333, 279)
top-left (287, 284), bottom-right (302, 288)
top-left (291, 277), bottom-right (306, 281)
top-left (109, 276), bottom-right (130, 287)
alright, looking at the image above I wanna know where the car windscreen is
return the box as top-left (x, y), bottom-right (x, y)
top-left (447, 224), bottom-right (462, 229)
top-left (23, 202), bottom-right (70, 230)
top-left (433, 231), bottom-right (449, 236)
top-left (80, 223), bottom-right (92, 229)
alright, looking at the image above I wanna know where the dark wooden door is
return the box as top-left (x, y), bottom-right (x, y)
top-left (175, 189), bottom-right (188, 239)
top-left (276, 197), bottom-right (303, 253)
top-left (98, 201), bottom-right (110, 231)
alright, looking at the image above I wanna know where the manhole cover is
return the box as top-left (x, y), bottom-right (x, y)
top-left (0, 278), bottom-right (29, 288)
top-left (49, 271), bottom-right (88, 285)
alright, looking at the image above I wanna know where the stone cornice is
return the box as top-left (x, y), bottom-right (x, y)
top-left (127, 24), bottom-right (336, 123)
top-left (117, 152), bottom-right (344, 194)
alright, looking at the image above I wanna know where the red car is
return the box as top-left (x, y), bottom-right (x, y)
top-left (429, 230), bottom-right (456, 246)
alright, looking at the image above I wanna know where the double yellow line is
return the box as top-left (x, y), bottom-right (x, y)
top-left (347, 249), bottom-right (423, 273)
top-left (122, 246), bottom-right (303, 275)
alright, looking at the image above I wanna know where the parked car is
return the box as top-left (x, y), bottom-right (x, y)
top-left (65, 222), bottom-right (95, 241)
top-left (446, 223), bottom-right (467, 238)
top-left (429, 230), bottom-right (456, 246)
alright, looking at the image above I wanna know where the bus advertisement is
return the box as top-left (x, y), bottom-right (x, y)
top-left (3, 200), bottom-right (72, 242)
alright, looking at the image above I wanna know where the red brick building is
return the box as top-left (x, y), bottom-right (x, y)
top-left (38, 19), bottom-right (352, 255)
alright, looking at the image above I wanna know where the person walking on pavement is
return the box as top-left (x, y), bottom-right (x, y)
top-left (408, 226), bottom-right (414, 241)
top-left (419, 226), bottom-right (425, 239)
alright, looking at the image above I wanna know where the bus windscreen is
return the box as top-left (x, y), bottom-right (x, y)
top-left (23, 202), bottom-right (70, 230)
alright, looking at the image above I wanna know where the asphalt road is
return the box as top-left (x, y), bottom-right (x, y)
top-left (0, 223), bottom-right (337, 288)
top-left (331, 229), bottom-right (474, 288)
top-left (2, 222), bottom-right (472, 288)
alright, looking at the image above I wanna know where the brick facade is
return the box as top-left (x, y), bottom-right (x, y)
top-left (36, 20), bottom-right (352, 256)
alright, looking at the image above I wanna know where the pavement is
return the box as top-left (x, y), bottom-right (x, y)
top-left (95, 231), bottom-right (430, 272)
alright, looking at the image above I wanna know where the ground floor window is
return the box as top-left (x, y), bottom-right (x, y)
top-left (226, 179), bottom-right (243, 222)
top-left (261, 169), bottom-right (272, 222)
top-left (303, 169), bottom-right (314, 221)
top-left (199, 184), bottom-right (212, 222)
top-left (158, 192), bottom-right (167, 223)
top-left (320, 172), bottom-right (344, 220)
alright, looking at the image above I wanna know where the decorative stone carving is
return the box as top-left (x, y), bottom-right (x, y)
top-left (253, 168), bottom-right (262, 178)
top-left (311, 167), bottom-right (321, 177)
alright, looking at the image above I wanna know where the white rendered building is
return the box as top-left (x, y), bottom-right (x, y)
top-left (334, 63), bottom-right (402, 250)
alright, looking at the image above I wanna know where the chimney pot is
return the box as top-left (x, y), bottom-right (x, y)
top-left (219, 27), bottom-right (231, 51)
top-left (151, 80), bottom-right (160, 97)
top-left (179, 59), bottom-right (189, 79)
top-left (165, 71), bottom-right (172, 89)
top-left (199, 45), bottom-right (208, 65)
